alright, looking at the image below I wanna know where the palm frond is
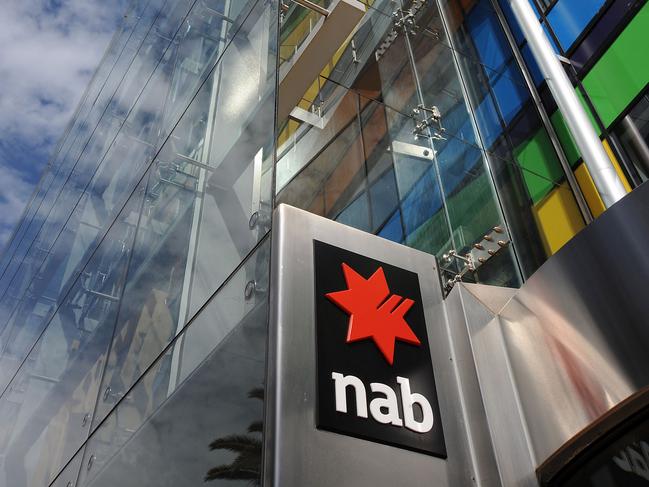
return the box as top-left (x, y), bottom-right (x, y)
top-left (209, 434), bottom-right (262, 452)
top-left (204, 464), bottom-right (260, 482)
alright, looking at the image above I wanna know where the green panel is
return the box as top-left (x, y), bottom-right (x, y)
top-left (550, 111), bottom-right (580, 167)
top-left (550, 100), bottom-right (600, 169)
top-left (542, 6), bottom-right (649, 172)
top-left (582, 3), bottom-right (649, 127)
top-left (406, 171), bottom-right (499, 255)
top-left (514, 129), bottom-right (563, 203)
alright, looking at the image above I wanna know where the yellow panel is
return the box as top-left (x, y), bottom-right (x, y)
top-left (533, 183), bottom-right (586, 256)
top-left (574, 163), bottom-right (606, 218)
top-left (602, 138), bottom-right (632, 193)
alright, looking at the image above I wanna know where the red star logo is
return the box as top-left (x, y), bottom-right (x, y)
top-left (326, 263), bottom-right (421, 365)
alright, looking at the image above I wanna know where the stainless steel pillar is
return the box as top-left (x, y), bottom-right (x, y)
top-left (621, 115), bottom-right (649, 177)
top-left (507, 0), bottom-right (627, 208)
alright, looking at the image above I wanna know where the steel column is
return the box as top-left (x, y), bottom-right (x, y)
top-left (507, 0), bottom-right (627, 208)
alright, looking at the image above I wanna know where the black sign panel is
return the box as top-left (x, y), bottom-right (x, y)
top-left (314, 240), bottom-right (446, 457)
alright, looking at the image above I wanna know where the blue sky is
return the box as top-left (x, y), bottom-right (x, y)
top-left (0, 0), bottom-right (128, 248)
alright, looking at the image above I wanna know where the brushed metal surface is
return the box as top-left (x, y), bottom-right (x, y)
top-left (454, 285), bottom-right (538, 487)
top-left (454, 182), bottom-right (649, 482)
top-left (265, 204), bottom-right (500, 487)
top-left (443, 286), bottom-right (510, 486)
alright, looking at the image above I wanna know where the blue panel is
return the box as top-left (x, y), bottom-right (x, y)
top-left (474, 94), bottom-right (504, 148)
top-left (466, 2), bottom-right (509, 75)
top-left (378, 210), bottom-right (404, 243)
top-left (369, 168), bottom-right (399, 230)
top-left (336, 192), bottom-right (371, 232)
top-left (521, 43), bottom-right (544, 86)
top-left (400, 166), bottom-right (443, 234)
top-left (499, 0), bottom-right (525, 45)
top-left (491, 62), bottom-right (530, 124)
top-left (547, 0), bottom-right (606, 50)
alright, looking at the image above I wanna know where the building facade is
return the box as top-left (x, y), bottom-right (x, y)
top-left (0, 0), bottom-right (647, 485)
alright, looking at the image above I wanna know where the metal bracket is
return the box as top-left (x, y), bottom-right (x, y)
top-left (393, 1), bottom-right (426, 34)
top-left (392, 8), bottom-right (417, 35)
top-left (249, 202), bottom-right (272, 233)
top-left (280, 2), bottom-right (290, 24)
top-left (468, 225), bottom-right (511, 267)
top-left (351, 39), bottom-right (359, 64)
top-left (375, 29), bottom-right (399, 61)
top-left (440, 226), bottom-right (512, 293)
top-left (440, 250), bottom-right (475, 293)
top-left (412, 104), bottom-right (446, 141)
top-left (375, 3), bottom-right (426, 61)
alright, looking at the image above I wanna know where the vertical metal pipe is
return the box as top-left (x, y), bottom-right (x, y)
top-left (490, 0), bottom-right (592, 223)
top-left (507, 0), bottom-right (627, 208)
top-left (621, 115), bottom-right (649, 177)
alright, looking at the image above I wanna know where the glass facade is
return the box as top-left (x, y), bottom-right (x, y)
top-left (0, 0), bottom-right (645, 485)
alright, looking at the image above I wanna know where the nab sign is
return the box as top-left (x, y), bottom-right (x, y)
top-left (314, 240), bottom-right (446, 457)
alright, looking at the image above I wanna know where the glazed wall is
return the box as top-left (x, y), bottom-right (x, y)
top-left (0, 1), bottom-right (277, 485)
top-left (275, 0), bottom-right (585, 285)
top-left (0, 0), bottom-right (627, 485)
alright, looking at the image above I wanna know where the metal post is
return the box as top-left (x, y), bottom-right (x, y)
top-left (621, 115), bottom-right (649, 177)
top-left (507, 0), bottom-right (627, 208)
top-left (490, 0), bottom-right (592, 223)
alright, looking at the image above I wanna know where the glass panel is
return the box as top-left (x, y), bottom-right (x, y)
top-left (277, 90), bottom-right (455, 260)
top-left (49, 446), bottom-right (85, 487)
top-left (437, 0), bottom-right (579, 280)
top-left (0, 0), bottom-right (166, 303)
top-left (486, 149), bottom-right (561, 277)
top-left (92, 0), bottom-right (277, 429)
top-left (0, 0), bottom-right (149, 292)
top-left (75, 237), bottom-right (270, 487)
top-left (407, 0), bottom-right (522, 283)
top-left (0, 0), bottom-right (256, 397)
top-left (0, 174), bottom-right (148, 487)
top-left (409, 11), bottom-right (479, 146)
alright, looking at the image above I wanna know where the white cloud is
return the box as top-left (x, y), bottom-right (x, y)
top-left (0, 0), bottom-right (127, 248)
top-left (0, 166), bottom-right (38, 246)
top-left (0, 0), bottom-right (126, 144)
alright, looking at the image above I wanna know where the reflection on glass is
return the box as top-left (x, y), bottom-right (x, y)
top-left (0, 0), bottom-right (253, 403)
top-left (205, 388), bottom-right (264, 484)
top-left (92, 0), bottom-right (277, 429)
top-left (0, 1), bottom-right (276, 485)
top-left (0, 174), bottom-right (149, 487)
top-left (276, 0), bottom-right (527, 285)
top-left (72, 237), bottom-right (270, 487)
top-left (548, 409), bottom-right (649, 486)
